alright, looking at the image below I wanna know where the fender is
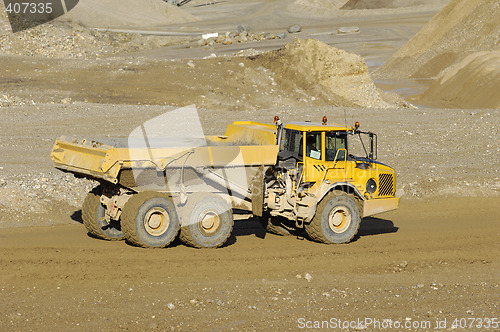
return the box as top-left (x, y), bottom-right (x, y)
top-left (317, 182), bottom-right (365, 203)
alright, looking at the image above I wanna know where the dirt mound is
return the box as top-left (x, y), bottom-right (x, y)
top-left (255, 39), bottom-right (410, 108)
top-left (418, 51), bottom-right (500, 109)
top-left (59, 0), bottom-right (198, 28)
top-left (376, 0), bottom-right (500, 79)
top-left (341, 0), bottom-right (449, 10)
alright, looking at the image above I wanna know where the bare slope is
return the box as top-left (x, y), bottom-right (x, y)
top-left (376, 0), bottom-right (500, 79)
top-left (341, 0), bottom-right (449, 10)
top-left (59, 0), bottom-right (198, 28)
top-left (0, 4), bottom-right (194, 58)
top-left (418, 51), bottom-right (500, 109)
top-left (287, 0), bottom-right (350, 15)
top-left (288, 0), bottom-right (448, 16)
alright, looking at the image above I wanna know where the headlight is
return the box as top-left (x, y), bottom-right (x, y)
top-left (366, 178), bottom-right (377, 193)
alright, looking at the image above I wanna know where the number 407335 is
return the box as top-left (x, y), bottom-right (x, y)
top-left (5, 2), bottom-right (53, 14)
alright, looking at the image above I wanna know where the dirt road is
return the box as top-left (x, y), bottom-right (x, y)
top-left (0, 197), bottom-right (498, 331)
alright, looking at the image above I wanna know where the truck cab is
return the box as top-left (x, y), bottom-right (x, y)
top-left (265, 116), bottom-right (400, 243)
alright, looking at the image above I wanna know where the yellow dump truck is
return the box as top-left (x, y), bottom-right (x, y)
top-left (51, 116), bottom-right (399, 248)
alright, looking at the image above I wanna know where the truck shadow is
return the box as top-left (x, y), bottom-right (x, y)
top-left (71, 210), bottom-right (83, 224)
top-left (357, 217), bottom-right (399, 237)
top-left (230, 215), bottom-right (399, 245)
top-left (70, 209), bottom-right (398, 246)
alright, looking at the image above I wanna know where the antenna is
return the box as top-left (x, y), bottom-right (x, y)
top-left (344, 108), bottom-right (347, 129)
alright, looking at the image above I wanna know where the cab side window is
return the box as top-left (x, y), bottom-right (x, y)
top-left (306, 132), bottom-right (322, 160)
top-left (282, 129), bottom-right (303, 158)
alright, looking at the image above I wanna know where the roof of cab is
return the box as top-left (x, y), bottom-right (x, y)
top-left (285, 121), bottom-right (353, 132)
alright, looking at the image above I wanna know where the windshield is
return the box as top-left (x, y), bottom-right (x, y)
top-left (348, 132), bottom-right (377, 160)
top-left (325, 131), bottom-right (347, 161)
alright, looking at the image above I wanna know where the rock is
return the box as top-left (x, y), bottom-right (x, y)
top-left (167, 302), bottom-right (175, 310)
top-left (265, 33), bottom-right (276, 40)
top-left (203, 53), bottom-right (217, 59)
top-left (238, 34), bottom-right (248, 43)
top-left (234, 48), bottom-right (262, 57)
top-left (304, 273), bottom-right (313, 282)
top-left (202, 32), bottom-right (218, 40)
top-left (338, 26), bottom-right (360, 34)
top-left (237, 25), bottom-right (251, 33)
top-left (287, 24), bottom-right (302, 33)
top-left (222, 38), bottom-right (233, 45)
top-left (187, 61), bottom-right (195, 68)
top-left (276, 32), bottom-right (288, 39)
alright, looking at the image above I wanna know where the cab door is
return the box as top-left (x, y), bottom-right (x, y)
top-left (303, 131), bottom-right (351, 183)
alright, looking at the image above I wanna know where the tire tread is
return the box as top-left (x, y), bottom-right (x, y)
top-left (82, 186), bottom-right (124, 241)
top-left (305, 190), bottom-right (360, 244)
top-left (121, 191), bottom-right (179, 248)
top-left (179, 194), bottom-right (233, 249)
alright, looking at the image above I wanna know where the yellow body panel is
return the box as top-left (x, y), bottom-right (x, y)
top-left (285, 121), bottom-right (354, 132)
top-left (51, 138), bottom-right (278, 184)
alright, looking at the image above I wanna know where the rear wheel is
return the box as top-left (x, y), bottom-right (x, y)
top-left (179, 193), bottom-right (233, 248)
top-left (121, 192), bottom-right (180, 248)
top-left (82, 186), bottom-right (124, 241)
top-left (305, 191), bottom-right (360, 244)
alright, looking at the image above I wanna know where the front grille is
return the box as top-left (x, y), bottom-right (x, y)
top-left (378, 173), bottom-right (395, 196)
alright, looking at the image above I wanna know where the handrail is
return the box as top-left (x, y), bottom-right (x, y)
top-left (320, 148), bottom-right (348, 183)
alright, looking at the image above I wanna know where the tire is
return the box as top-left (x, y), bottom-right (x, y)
top-left (259, 213), bottom-right (295, 236)
top-left (121, 192), bottom-right (180, 248)
top-left (305, 191), bottom-right (360, 244)
top-left (82, 186), bottom-right (124, 241)
top-left (179, 193), bottom-right (233, 248)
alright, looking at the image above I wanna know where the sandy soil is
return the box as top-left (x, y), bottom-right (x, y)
top-left (0, 0), bottom-right (499, 330)
top-left (1, 197), bottom-right (498, 331)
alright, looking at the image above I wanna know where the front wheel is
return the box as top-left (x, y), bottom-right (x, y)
top-left (121, 192), bottom-right (180, 248)
top-left (305, 191), bottom-right (360, 244)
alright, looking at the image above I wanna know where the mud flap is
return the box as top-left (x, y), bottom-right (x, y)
top-left (251, 166), bottom-right (265, 217)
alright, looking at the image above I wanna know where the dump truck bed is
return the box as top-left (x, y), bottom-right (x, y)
top-left (51, 137), bottom-right (279, 185)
